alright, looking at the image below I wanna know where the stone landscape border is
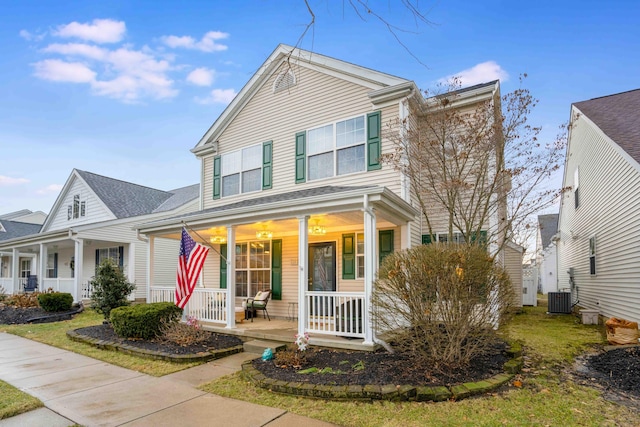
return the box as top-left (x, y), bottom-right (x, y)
top-left (67, 329), bottom-right (243, 363)
top-left (242, 342), bottom-right (523, 401)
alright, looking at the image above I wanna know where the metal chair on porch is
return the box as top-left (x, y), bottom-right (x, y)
top-left (24, 275), bottom-right (38, 293)
top-left (245, 290), bottom-right (271, 322)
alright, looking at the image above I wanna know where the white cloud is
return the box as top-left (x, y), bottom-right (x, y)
top-left (33, 59), bottom-right (96, 83)
top-left (53, 19), bottom-right (126, 44)
top-left (0, 176), bottom-right (29, 186)
top-left (161, 31), bottom-right (229, 52)
top-left (43, 43), bottom-right (108, 60)
top-left (195, 88), bottom-right (237, 105)
top-left (187, 67), bottom-right (215, 86)
top-left (19, 29), bottom-right (45, 42)
top-left (36, 184), bottom-right (63, 195)
top-left (438, 61), bottom-right (509, 87)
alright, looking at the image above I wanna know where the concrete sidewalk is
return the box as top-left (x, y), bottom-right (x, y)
top-left (0, 333), bottom-right (336, 427)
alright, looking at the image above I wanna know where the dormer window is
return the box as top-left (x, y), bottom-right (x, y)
top-left (68, 194), bottom-right (87, 220)
top-left (273, 69), bottom-right (296, 93)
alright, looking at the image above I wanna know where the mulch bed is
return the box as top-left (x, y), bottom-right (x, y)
top-left (0, 304), bottom-right (82, 324)
top-left (584, 346), bottom-right (640, 398)
top-left (253, 343), bottom-right (509, 387)
top-left (74, 323), bottom-right (244, 355)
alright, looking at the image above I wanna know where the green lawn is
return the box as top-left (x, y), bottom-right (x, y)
top-left (200, 305), bottom-right (637, 427)
top-left (0, 380), bottom-right (43, 420)
top-left (0, 309), bottom-right (201, 376)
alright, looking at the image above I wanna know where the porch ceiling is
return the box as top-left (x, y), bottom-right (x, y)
top-left (139, 185), bottom-right (418, 239)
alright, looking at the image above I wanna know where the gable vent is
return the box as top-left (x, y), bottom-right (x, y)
top-left (273, 69), bottom-right (296, 93)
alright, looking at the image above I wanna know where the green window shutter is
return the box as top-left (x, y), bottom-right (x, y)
top-left (262, 140), bottom-right (273, 190)
top-left (379, 230), bottom-right (394, 264)
top-left (271, 239), bottom-right (282, 300)
top-left (367, 111), bottom-right (382, 171)
top-left (422, 234), bottom-right (433, 245)
top-left (118, 246), bottom-right (124, 270)
top-left (95, 249), bottom-right (99, 273)
top-left (213, 155), bottom-right (221, 199)
top-left (295, 131), bottom-right (306, 184)
top-left (342, 233), bottom-right (356, 280)
top-left (220, 243), bottom-right (227, 289)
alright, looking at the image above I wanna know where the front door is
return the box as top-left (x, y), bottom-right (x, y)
top-left (308, 242), bottom-right (336, 291)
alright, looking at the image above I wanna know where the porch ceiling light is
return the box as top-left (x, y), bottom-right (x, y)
top-left (308, 220), bottom-right (327, 235)
top-left (210, 235), bottom-right (226, 244)
top-left (256, 230), bottom-right (273, 239)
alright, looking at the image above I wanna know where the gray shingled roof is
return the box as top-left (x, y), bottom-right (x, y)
top-left (76, 170), bottom-right (177, 219)
top-left (538, 214), bottom-right (559, 249)
top-left (0, 220), bottom-right (42, 241)
top-left (573, 89), bottom-right (640, 164)
top-left (153, 184), bottom-right (199, 213)
top-left (162, 185), bottom-right (375, 223)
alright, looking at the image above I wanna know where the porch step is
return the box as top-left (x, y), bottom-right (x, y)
top-left (243, 339), bottom-right (287, 354)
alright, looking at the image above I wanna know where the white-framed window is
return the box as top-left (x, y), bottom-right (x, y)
top-left (307, 115), bottom-right (366, 181)
top-left (235, 240), bottom-right (271, 298)
top-left (574, 167), bottom-right (580, 209)
top-left (20, 259), bottom-right (31, 278)
top-left (222, 144), bottom-right (262, 197)
top-left (356, 233), bottom-right (365, 279)
top-left (67, 194), bottom-right (87, 220)
top-left (589, 236), bottom-right (596, 275)
top-left (97, 247), bottom-right (123, 270)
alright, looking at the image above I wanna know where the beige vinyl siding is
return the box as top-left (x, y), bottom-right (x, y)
top-left (152, 237), bottom-right (180, 287)
top-left (201, 63), bottom-right (402, 210)
top-left (504, 244), bottom-right (523, 308)
top-left (558, 110), bottom-right (640, 323)
top-left (45, 177), bottom-right (115, 232)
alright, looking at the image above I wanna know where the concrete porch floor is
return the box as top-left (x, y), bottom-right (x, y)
top-left (200, 315), bottom-right (376, 351)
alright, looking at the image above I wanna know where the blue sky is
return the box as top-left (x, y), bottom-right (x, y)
top-left (1, 0), bottom-right (639, 216)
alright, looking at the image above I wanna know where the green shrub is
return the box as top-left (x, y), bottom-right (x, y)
top-left (110, 302), bottom-right (182, 340)
top-left (90, 259), bottom-right (136, 320)
top-left (37, 293), bottom-right (73, 312)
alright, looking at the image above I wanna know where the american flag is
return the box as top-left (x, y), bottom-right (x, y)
top-left (176, 227), bottom-right (209, 309)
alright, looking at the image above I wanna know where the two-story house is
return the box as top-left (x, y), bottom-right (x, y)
top-left (0, 169), bottom-right (198, 302)
top-left (139, 44), bottom-right (522, 348)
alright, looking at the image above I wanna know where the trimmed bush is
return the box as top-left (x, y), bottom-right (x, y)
top-left (37, 292), bottom-right (73, 312)
top-left (110, 302), bottom-right (183, 340)
top-left (90, 258), bottom-right (136, 320)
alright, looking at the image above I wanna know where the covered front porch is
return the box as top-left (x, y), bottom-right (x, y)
top-left (141, 186), bottom-right (418, 348)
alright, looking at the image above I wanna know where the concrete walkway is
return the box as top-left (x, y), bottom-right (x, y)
top-left (0, 333), bottom-right (337, 427)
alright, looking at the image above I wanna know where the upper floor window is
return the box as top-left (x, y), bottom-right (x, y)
top-left (67, 194), bottom-right (87, 220)
top-left (574, 167), bottom-right (580, 209)
top-left (213, 141), bottom-right (272, 199)
top-left (295, 111), bottom-right (381, 184)
top-left (589, 236), bottom-right (596, 275)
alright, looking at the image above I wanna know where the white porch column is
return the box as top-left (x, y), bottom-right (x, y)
top-left (225, 225), bottom-right (236, 329)
top-left (39, 244), bottom-right (48, 291)
top-left (73, 239), bottom-right (84, 302)
top-left (400, 223), bottom-right (411, 250)
top-left (146, 236), bottom-right (154, 303)
top-left (128, 243), bottom-right (136, 301)
top-left (11, 248), bottom-right (19, 294)
top-left (363, 203), bottom-right (377, 345)
top-left (297, 215), bottom-right (309, 337)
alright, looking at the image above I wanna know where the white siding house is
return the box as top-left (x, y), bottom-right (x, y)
top-left (139, 44), bottom-right (523, 347)
top-left (558, 88), bottom-right (640, 323)
top-left (0, 169), bottom-right (199, 302)
top-left (536, 214), bottom-right (559, 294)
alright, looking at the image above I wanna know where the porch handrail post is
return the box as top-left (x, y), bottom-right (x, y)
top-left (363, 198), bottom-right (376, 345)
top-left (225, 225), bottom-right (236, 329)
top-left (11, 248), bottom-right (19, 294)
top-left (297, 215), bottom-right (309, 337)
top-left (39, 243), bottom-right (47, 292)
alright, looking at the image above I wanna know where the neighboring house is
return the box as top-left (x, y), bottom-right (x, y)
top-left (558, 88), bottom-right (640, 323)
top-left (536, 213), bottom-right (559, 294)
top-left (138, 44), bottom-right (522, 347)
top-left (0, 169), bottom-right (198, 301)
top-left (0, 212), bottom-right (43, 287)
top-left (0, 209), bottom-right (47, 225)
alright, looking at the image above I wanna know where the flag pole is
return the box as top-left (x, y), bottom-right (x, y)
top-left (181, 221), bottom-right (227, 262)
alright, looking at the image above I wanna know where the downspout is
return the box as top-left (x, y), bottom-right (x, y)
top-left (364, 195), bottom-right (394, 353)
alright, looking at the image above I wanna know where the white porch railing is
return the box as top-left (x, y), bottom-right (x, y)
top-left (43, 278), bottom-right (76, 295)
top-left (0, 278), bottom-right (13, 294)
top-left (149, 287), bottom-right (227, 324)
top-left (305, 291), bottom-right (365, 338)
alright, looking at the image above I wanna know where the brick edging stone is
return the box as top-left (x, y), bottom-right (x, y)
top-left (242, 341), bottom-right (523, 401)
top-left (66, 328), bottom-right (243, 363)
